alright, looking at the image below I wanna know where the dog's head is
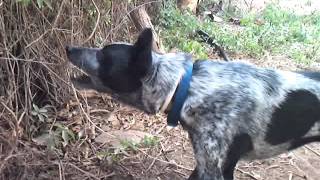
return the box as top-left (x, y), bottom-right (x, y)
top-left (66, 28), bottom-right (159, 112)
top-left (66, 28), bottom-right (152, 92)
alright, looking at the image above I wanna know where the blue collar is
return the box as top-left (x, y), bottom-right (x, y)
top-left (167, 62), bottom-right (193, 127)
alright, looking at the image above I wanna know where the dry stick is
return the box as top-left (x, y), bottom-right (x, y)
top-left (65, 162), bottom-right (100, 180)
top-left (58, 162), bottom-right (63, 180)
top-left (89, 109), bottom-right (111, 114)
top-left (71, 0), bottom-right (74, 45)
top-left (40, 39), bottom-right (66, 62)
top-left (17, 111), bottom-right (25, 126)
top-left (146, 150), bottom-right (163, 172)
top-left (235, 167), bottom-right (259, 180)
top-left (288, 171), bottom-right (293, 180)
top-left (0, 57), bottom-right (56, 65)
top-left (0, 152), bottom-right (24, 174)
top-left (51, 0), bottom-right (66, 35)
top-left (292, 152), bottom-right (319, 180)
top-left (0, 101), bottom-right (20, 138)
top-left (41, 63), bottom-right (71, 87)
top-left (173, 169), bottom-right (189, 177)
top-left (82, 0), bottom-right (100, 45)
top-left (305, 145), bottom-right (320, 157)
top-left (0, 102), bottom-right (17, 123)
top-left (53, 152), bottom-right (65, 180)
top-left (101, 0), bottom-right (161, 45)
top-left (130, 5), bottom-right (164, 53)
top-left (25, 29), bottom-right (51, 49)
top-left (71, 85), bottom-right (115, 138)
top-left (138, 149), bottom-right (193, 171)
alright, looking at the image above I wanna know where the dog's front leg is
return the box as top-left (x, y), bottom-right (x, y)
top-left (188, 136), bottom-right (226, 180)
top-left (188, 166), bottom-right (223, 180)
top-left (188, 168), bottom-right (198, 180)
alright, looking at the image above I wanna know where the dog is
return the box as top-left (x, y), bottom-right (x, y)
top-left (66, 28), bottom-right (320, 180)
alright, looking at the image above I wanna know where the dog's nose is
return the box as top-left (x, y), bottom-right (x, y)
top-left (65, 45), bottom-right (72, 55)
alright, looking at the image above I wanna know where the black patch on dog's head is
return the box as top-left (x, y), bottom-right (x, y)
top-left (97, 28), bottom-right (153, 92)
top-left (266, 90), bottom-right (320, 145)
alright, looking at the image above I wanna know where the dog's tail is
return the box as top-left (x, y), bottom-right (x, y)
top-left (196, 30), bottom-right (230, 61)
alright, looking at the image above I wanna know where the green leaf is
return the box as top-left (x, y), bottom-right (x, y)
top-left (39, 108), bottom-right (48, 113)
top-left (31, 110), bottom-right (38, 116)
top-left (32, 104), bottom-right (39, 112)
top-left (37, 0), bottom-right (44, 8)
top-left (53, 123), bottom-right (64, 129)
top-left (42, 113), bottom-right (48, 118)
top-left (44, 0), bottom-right (52, 9)
top-left (16, 0), bottom-right (31, 6)
top-left (38, 114), bottom-right (45, 122)
top-left (32, 132), bottom-right (56, 150)
top-left (66, 129), bottom-right (75, 141)
top-left (61, 130), bottom-right (69, 147)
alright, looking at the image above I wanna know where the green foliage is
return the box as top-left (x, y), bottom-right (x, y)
top-left (141, 136), bottom-right (159, 147)
top-left (120, 139), bottom-right (139, 151)
top-left (157, 4), bottom-right (208, 59)
top-left (31, 104), bottom-right (50, 122)
top-left (31, 104), bottom-right (75, 150)
top-left (157, 3), bottom-right (320, 64)
top-left (53, 123), bottom-right (76, 148)
top-left (32, 123), bottom-right (76, 150)
top-left (16, 0), bottom-right (52, 9)
top-left (96, 150), bottom-right (121, 162)
top-left (120, 135), bottom-right (159, 152)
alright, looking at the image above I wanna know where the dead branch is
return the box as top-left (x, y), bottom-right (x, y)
top-left (129, 5), bottom-right (165, 54)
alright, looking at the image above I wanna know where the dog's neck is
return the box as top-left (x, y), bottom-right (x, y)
top-left (140, 52), bottom-right (192, 114)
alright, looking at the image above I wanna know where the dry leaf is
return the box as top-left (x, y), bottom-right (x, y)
top-left (109, 113), bottom-right (121, 129)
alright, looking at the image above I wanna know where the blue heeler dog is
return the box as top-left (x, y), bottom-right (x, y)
top-left (66, 28), bottom-right (320, 180)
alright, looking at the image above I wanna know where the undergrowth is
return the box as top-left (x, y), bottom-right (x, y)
top-left (157, 3), bottom-right (320, 64)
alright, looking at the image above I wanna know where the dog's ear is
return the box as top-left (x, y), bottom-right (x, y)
top-left (130, 28), bottom-right (153, 77)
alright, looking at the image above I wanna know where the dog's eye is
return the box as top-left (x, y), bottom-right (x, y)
top-left (152, 89), bottom-right (157, 95)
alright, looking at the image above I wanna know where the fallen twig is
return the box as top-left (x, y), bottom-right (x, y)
top-left (236, 167), bottom-right (259, 180)
top-left (196, 29), bottom-right (230, 61)
top-left (65, 162), bottom-right (100, 180)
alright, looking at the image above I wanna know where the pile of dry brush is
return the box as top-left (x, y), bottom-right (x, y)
top-left (0, 0), bottom-right (160, 178)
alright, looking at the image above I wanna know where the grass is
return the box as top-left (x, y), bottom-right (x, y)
top-left (157, 3), bottom-right (320, 64)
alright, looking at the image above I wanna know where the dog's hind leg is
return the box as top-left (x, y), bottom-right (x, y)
top-left (222, 133), bottom-right (253, 180)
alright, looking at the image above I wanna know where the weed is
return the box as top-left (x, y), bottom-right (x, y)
top-left (142, 135), bottom-right (159, 147)
top-left (120, 139), bottom-right (140, 151)
top-left (119, 135), bottom-right (159, 152)
top-left (16, 0), bottom-right (52, 9)
top-left (157, 3), bottom-right (320, 64)
top-left (31, 104), bottom-right (50, 122)
top-left (96, 150), bottom-right (122, 162)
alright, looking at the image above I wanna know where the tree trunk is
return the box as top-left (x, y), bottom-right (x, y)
top-left (177, 0), bottom-right (198, 13)
top-left (130, 6), bottom-right (165, 54)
